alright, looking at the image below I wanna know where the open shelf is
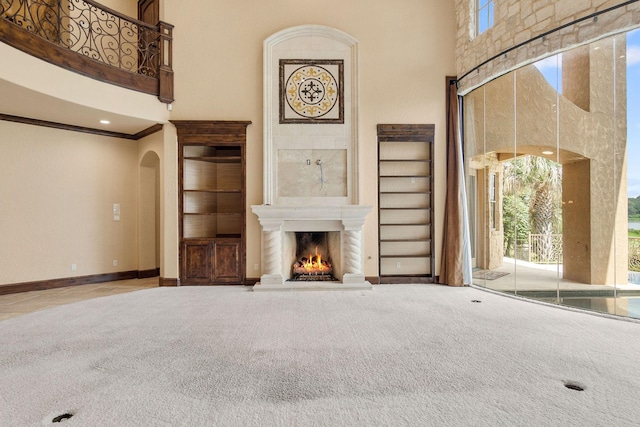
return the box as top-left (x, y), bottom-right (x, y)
top-left (184, 156), bottom-right (242, 163)
top-left (175, 120), bottom-right (250, 285)
top-left (377, 124), bottom-right (434, 281)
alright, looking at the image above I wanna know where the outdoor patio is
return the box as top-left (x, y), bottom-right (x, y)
top-left (473, 258), bottom-right (640, 319)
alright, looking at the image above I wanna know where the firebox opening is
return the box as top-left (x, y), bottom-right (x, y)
top-left (290, 232), bottom-right (338, 281)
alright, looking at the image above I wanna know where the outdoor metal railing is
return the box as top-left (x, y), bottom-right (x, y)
top-left (528, 233), bottom-right (563, 264)
top-left (629, 237), bottom-right (640, 272)
top-left (1, 0), bottom-right (173, 102)
top-left (510, 234), bottom-right (640, 273)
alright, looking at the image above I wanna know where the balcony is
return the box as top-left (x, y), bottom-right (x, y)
top-left (0, 0), bottom-right (173, 104)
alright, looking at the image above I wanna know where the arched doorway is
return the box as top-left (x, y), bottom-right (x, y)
top-left (469, 141), bottom-right (626, 290)
top-left (139, 151), bottom-right (160, 277)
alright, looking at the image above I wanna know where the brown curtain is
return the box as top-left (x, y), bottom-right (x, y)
top-left (439, 77), bottom-right (466, 286)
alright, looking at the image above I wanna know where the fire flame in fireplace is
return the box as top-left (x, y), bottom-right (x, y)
top-left (303, 247), bottom-right (325, 271)
top-left (293, 246), bottom-right (332, 278)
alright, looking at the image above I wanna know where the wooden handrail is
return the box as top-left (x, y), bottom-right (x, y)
top-left (0, 0), bottom-right (173, 103)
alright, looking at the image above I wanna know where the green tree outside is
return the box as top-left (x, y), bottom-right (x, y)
top-left (502, 155), bottom-right (562, 262)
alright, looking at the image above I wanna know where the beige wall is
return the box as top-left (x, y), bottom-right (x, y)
top-left (136, 125), bottom-right (179, 282)
top-left (100, 0), bottom-right (138, 18)
top-left (138, 132), bottom-right (164, 273)
top-left (0, 0), bottom-right (455, 285)
top-left (0, 121), bottom-right (139, 285)
top-left (0, 39), bottom-right (172, 286)
top-left (166, 0), bottom-right (457, 278)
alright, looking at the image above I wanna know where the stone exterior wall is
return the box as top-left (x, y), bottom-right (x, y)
top-left (455, 0), bottom-right (640, 94)
top-left (474, 154), bottom-right (504, 271)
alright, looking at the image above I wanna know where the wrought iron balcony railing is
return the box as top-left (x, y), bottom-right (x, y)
top-left (0, 0), bottom-right (173, 103)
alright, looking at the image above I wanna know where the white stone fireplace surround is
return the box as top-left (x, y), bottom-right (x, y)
top-left (252, 25), bottom-right (371, 290)
top-left (252, 206), bottom-right (371, 289)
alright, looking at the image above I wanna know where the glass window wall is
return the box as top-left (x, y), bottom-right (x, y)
top-left (464, 28), bottom-right (640, 319)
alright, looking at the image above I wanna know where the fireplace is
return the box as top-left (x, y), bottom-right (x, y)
top-left (290, 232), bottom-right (337, 281)
top-left (252, 25), bottom-right (370, 290)
top-left (251, 205), bottom-right (370, 289)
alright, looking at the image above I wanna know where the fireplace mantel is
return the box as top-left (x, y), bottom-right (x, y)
top-left (251, 205), bottom-right (372, 290)
top-left (252, 205), bottom-right (371, 230)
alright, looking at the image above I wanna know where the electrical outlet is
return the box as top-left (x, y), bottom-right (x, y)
top-left (112, 259), bottom-right (118, 267)
top-left (71, 264), bottom-right (77, 271)
top-left (254, 264), bottom-right (259, 271)
top-left (396, 262), bottom-right (401, 269)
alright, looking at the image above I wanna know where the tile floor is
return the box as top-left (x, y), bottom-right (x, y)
top-left (474, 257), bottom-right (640, 293)
top-left (0, 277), bottom-right (158, 321)
top-left (473, 258), bottom-right (640, 319)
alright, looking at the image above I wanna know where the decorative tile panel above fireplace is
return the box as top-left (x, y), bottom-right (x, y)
top-left (252, 25), bottom-right (371, 290)
top-left (279, 59), bottom-right (344, 124)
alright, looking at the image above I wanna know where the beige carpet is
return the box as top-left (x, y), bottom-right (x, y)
top-left (1, 284), bottom-right (639, 426)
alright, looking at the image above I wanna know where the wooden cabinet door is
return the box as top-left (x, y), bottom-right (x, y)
top-left (182, 241), bottom-right (212, 284)
top-left (212, 241), bottom-right (243, 284)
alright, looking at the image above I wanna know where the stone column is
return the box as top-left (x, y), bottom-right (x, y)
top-left (342, 220), bottom-right (365, 284)
top-left (259, 219), bottom-right (284, 285)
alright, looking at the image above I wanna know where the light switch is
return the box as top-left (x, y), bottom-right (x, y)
top-left (113, 203), bottom-right (120, 221)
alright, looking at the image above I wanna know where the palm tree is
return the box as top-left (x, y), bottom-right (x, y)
top-left (502, 155), bottom-right (562, 262)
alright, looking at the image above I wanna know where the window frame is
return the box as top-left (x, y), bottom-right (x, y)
top-left (476, 0), bottom-right (494, 36)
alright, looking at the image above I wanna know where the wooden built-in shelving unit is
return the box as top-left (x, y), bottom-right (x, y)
top-left (377, 124), bottom-right (435, 283)
top-left (173, 121), bottom-right (250, 285)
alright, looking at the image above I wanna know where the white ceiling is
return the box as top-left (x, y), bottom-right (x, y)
top-left (0, 78), bottom-right (160, 136)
